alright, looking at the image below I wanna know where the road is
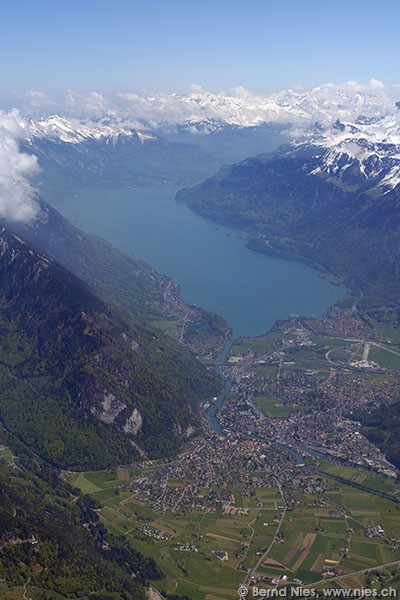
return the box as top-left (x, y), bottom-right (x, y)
top-left (246, 478), bottom-right (287, 584)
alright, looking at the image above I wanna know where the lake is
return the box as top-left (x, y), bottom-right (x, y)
top-left (52, 188), bottom-right (346, 337)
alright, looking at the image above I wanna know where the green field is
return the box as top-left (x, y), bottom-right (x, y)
top-left (67, 470), bottom-right (123, 496)
top-left (264, 483), bottom-right (400, 588)
top-left (309, 460), bottom-right (400, 497)
top-left (254, 396), bottom-right (292, 418)
top-left (115, 501), bottom-right (254, 598)
top-left (369, 344), bottom-right (400, 370)
top-left (70, 470), bottom-right (284, 598)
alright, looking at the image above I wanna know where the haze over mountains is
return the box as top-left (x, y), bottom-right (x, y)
top-left (2, 80), bottom-right (400, 313)
top-left (9, 79), bottom-right (399, 128)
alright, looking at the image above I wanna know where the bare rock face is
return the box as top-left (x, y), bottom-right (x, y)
top-left (123, 408), bottom-right (143, 435)
top-left (121, 332), bottom-right (140, 353)
top-left (186, 425), bottom-right (196, 438)
top-left (172, 422), bottom-right (196, 439)
top-left (92, 392), bottom-right (127, 424)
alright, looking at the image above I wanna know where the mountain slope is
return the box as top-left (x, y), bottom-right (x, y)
top-left (9, 198), bottom-right (174, 323)
top-left (177, 115), bottom-right (400, 309)
top-left (0, 449), bottom-right (161, 599)
top-left (6, 198), bottom-right (230, 356)
top-left (0, 228), bottom-right (220, 469)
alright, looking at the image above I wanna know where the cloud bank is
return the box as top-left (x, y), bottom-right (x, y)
top-left (7, 80), bottom-right (400, 131)
top-left (0, 110), bottom-right (39, 223)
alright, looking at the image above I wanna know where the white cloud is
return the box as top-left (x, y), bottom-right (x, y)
top-left (63, 90), bottom-right (109, 117)
top-left (368, 78), bottom-right (386, 90)
top-left (0, 110), bottom-right (39, 223)
top-left (189, 84), bottom-right (204, 93)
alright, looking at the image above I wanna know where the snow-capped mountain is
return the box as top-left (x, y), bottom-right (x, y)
top-left (21, 114), bottom-right (156, 144)
top-left (17, 113), bottom-right (220, 199)
top-left (294, 112), bottom-right (400, 192)
top-left (176, 108), bottom-right (400, 309)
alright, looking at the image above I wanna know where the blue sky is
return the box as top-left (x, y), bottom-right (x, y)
top-left (1, 0), bottom-right (399, 94)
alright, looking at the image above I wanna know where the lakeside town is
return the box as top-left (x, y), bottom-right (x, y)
top-left (220, 303), bottom-right (399, 476)
top-left (121, 304), bottom-right (400, 519)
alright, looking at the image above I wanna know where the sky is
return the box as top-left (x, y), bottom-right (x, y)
top-left (0, 0), bottom-right (399, 95)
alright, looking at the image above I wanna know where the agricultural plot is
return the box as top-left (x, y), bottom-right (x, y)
top-left (127, 507), bottom-right (253, 598)
top-left (68, 469), bottom-right (122, 494)
top-left (69, 472), bottom-right (283, 599)
top-left (263, 483), bottom-right (400, 587)
top-left (235, 332), bottom-right (288, 354)
top-left (68, 472), bottom-right (102, 494)
top-left (313, 460), bottom-right (400, 497)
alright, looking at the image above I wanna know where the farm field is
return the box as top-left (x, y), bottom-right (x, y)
top-left (310, 460), bottom-right (400, 497)
top-left (70, 479), bottom-right (281, 598)
top-left (265, 482), bottom-right (400, 590)
top-left (69, 465), bottom-right (400, 598)
top-left (368, 344), bottom-right (400, 370)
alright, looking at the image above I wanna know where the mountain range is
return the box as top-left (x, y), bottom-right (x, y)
top-left (18, 115), bottom-right (220, 199)
top-left (13, 80), bottom-right (399, 130)
top-left (1, 85), bottom-right (399, 471)
top-left (5, 81), bottom-right (397, 200)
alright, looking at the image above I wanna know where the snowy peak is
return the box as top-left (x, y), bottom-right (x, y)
top-left (295, 113), bottom-right (400, 192)
top-left (23, 114), bottom-right (156, 145)
top-left (176, 118), bottom-right (226, 135)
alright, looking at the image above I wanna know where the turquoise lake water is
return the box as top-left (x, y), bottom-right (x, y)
top-left (53, 188), bottom-right (347, 337)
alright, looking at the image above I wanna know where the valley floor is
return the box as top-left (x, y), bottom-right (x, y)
top-left (67, 301), bottom-right (400, 599)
